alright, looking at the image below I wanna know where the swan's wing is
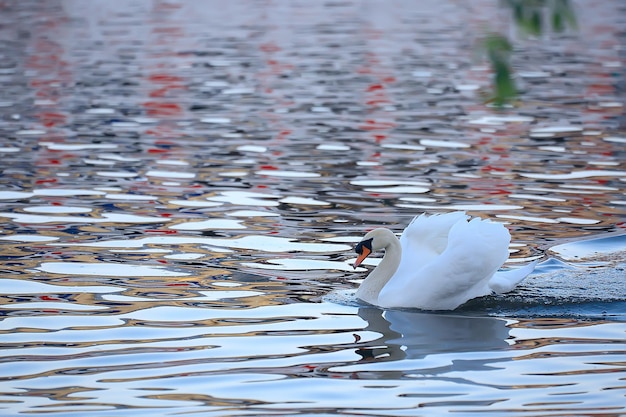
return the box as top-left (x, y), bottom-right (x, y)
top-left (380, 216), bottom-right (511, 310)
top-left (392, 212), bottom-right (469, 291)
top-left (489, 260), bottom-right (538, 294)
top-left (400, 211), bottom-right (468, 256)
top-left (396, 211), bottom-right (468, 268)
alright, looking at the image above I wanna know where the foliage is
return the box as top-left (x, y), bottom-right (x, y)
top-left (483, 34), bottom-right (516, 107)
top-left (482, 0), bottom-right (578, 107)
top-left (503, 0), bottom-right (578, 36)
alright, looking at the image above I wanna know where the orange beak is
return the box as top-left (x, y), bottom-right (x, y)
top-left (353, 246), bottom-right (371, 269)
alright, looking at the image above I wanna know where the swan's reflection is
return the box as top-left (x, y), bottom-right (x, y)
top-left (357, 307), bottom-right (511, 362)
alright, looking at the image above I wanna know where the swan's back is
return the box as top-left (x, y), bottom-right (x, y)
top-left (379, 212), bottom-right (511, 310)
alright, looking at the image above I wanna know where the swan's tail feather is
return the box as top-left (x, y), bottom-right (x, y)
top-left (488, 260), bottom-right (538, 294)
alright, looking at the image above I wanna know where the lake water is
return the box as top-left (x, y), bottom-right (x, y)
top-left (0, 0), bottom-right (625, 415)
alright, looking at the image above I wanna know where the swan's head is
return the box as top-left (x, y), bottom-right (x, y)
top-left (353, 228), bottom-right (394, 269)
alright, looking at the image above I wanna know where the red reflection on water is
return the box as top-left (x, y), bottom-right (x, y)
top-left (359, 120), bottom-right (396, 131)
top-left (145, 229), bottom-right (178, 234)
top-left (35, 178), bottom-right (58, 185)
top-left (148, 74), bottom-right (183, 84)
top-left (260, 42), bottom-right (281, 53)
top-left (36, 112), bottom-right (67, 127)
top-left (144, 101), bottom-right (183, 117)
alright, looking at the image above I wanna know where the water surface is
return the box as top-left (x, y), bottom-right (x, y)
top-left (0, 0), bottom-right (625, 415)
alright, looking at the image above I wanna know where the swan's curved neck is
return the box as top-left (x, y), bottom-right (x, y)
top-left (355, 230), bottom-right (402, 305)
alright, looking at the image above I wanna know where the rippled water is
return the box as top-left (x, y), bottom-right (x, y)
top-left (1, 0), bottom-right (625, 415)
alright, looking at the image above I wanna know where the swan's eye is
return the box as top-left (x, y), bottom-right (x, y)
top-left (355, 238), bottom-right (373, 255)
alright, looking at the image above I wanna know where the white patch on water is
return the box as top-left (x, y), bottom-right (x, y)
top-left (40, 142), bottom-right (118, 151)
top-left (241, 258), bottom-right (354, 271)
top-left (34, 189), bottom-right (106, 196)
top-left (146, 170), bottom-right (196, 179)
top-left (364, 185), bottom-right (430, 194)
top-left (557, 217), bottom-right (601, 225)
top-left (420, 139), bottom-right (470, 148)
top-left (398, 204), bottom-right (523, 211)
top-left (530, 126), bottom-right (583, 134)
top-left (397, 196), bottom-right (438, 203)
top-left (226, 210), bottom-right (280, 217)
top-left (85, 108), bottom-right (115, 114)
top-left (201, 117), bottom-right (231, 124)
top-left (255, 169), bottom-right (321, 178)
top-left (169, 219), bottom-right (246, 230)
top-left (169, 200), bottom-right (224, 207)
top-left (237, 145), bottom-right (267, 152)
top-left (207, 191), bottom-right (282, 206)
top-left (508, 194), bottom-right (566, 202)
top-left (7, 302), bottom-right (108, 311)
top-left (0, 279), bottom-right (120, 294)
top-left (280, 196), bottom-right (330, 206)
top-left (0, 234), bottom-right (59, 242)
top-left (316, 143), bottom-right (350, 151)
top-left (496, 214), bottom-right (559, 223)
top-left (351, 180), bottom-right (430, 187)
top-left (105, 193), bottom-right (159, 200)
top-left (164, 253), bottom-right (205, 260)
top-left (49, 235), bottom-right (351, 253)
top-left (219, 171), bottom-right (250, 177)
top-left (132, 117), bottom-right (158, 124)
top-left (520, 170), bottom-right (626, 180)
top-left (0, 212), bottom-right (166, 224)
top-left (96, 171), bottom-right (139, 178)
top-left (97, 154), bottom-right (141, 162)
top-left (518, 70), bottom-right (550, 77)
top-left (84, 158), bottom-right (116, 165)
top-left (382, 143), bottom-right (427, 151)
top-left (16, 129), bottom-right (46, 135)
top-left (157, 160), bottom-right (190, 166)
top-left (221, 87), bottom-right (255, 95)
top-left (36, 262), bottom-right (190, 277)
top-left (603, 136), bottom-right (626, 144)
top-left (23, 206), bottom-right (92, 214)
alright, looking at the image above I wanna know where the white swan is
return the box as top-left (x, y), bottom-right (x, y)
top-left (353, 211), bottom-right (537, 310)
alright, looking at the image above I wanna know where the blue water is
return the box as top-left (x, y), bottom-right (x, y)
top-left (0, 0), bottom-right (625, 415)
